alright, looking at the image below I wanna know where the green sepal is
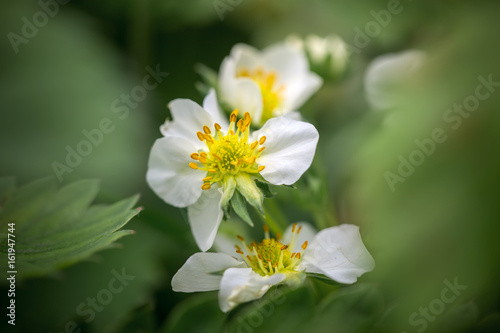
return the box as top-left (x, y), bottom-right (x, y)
top-left (255, 180), bottom-right (276, 198)
top-left (230, 190), bottom-right (254, 227)
top-left (235, 173), bottom-right (264, 215)
top-left (194, 63), bottom-right (218, 90)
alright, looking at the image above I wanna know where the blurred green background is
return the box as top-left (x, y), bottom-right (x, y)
top-left (1, 0), bottom-right (500, 332)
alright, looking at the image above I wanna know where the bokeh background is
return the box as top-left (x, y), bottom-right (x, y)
top-left (1, 0), bottom-right (500, 332)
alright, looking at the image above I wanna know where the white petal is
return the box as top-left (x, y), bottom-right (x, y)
top-left (281, 222), bottom-right (317, 253)
top-left (213, 233), bottom-right (239, 257)
top-left (231, 43), bottom-right (261, 70)
top-left (231, 78), bottom-right (264, 124)
top-left (281, 110), bottom-right (302, 121)
top-left (188, 187), bottom-right (224, 252)
top-left (218, 268), bottom-right (285, 312)
top-left (160, 98), bottom-right (213, 150)
top-left (281, 72), bottom-right (323, 112)
top-left (171, 253), bottom-right (245, 292)
top-left (262, 43), bottom-right (322, 112)
top-left (219, 57), bottom-right (237, 103)
top-left (302, 224), bottom-right (375, 284)
top-left (202, 89), bottom-right (229, 129)
top-left (262, 43), bottom-right (309, 85)
top-left (146, 137), bottom-right (203, 207)
top-left (255, 117), bottom-right (319, 185)
top-left (364, 50), bottom-right (426, 110)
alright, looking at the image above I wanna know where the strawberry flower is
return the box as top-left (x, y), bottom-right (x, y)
top-left (146, 90), bottom-right (319, 251)
top-left (218, 43), bottom-right (323, 127)
top-left (171, 223), bottom-right (375, 312)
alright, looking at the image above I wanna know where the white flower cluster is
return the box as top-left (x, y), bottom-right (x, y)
top-left (146, 41), bottom-right (374, 312)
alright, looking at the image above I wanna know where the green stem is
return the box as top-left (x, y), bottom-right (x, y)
top-left (258, 199), bottom-right (287, 236)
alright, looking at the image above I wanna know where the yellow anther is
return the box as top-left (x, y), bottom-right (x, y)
top-left (237, 235), bottom-right (245, 241)
top-left (212, 153), bottom-right (222, 161)
top-left (297, 226), bottom-right (302, 234)
top-left (292, 223), bottom-right (297, 232)
top-left (295, 253), bottom-right (301, 260)
top-left (244, 156), bottom-right (256, 164)
top-left (302, 241), bottom-right (308, 250)
top-left (243, 112), bottom-right (251, 125)
top-left (200, 152), bottom-right (207, 157)
top-left (204, 134), bottom-right (213, 143)
top-left (208, 169), bottom-right (217, 173)
top-left (258, 147), bottom-right (265, 153)
top-left (230, 109), bottom-right (239, 122)
top-left (250, 141), bottom-right (259, 150)
top-left (236, 249), bottom-right (244, 255)
top-left (258, 165), bottom-right (265, 172)
top-left (189, 162), bottom-right (198, 169)
top-left (237, 119), bottom-right (243, 128)
top-left (214, 123), bottom-right (222, 132)
top-left (201, 183), bottom-right (211, 190)
top-left (190, 153), bottom-right (199, 160)
top-left (281, 245), bottom-right (288, 250)
top-left (203, 125), bottom-right (211, 134)
top-left (263, 225), bottom-right (269, 233)
top-left (202, 176), bottom-right (213, 182)
top-left (198, 156), bottom-right (207, 164)
top-left (197, 132), bottom-right (205, 141)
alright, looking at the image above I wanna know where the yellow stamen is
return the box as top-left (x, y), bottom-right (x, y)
top-left (189, 163), bottom-right (198, 169)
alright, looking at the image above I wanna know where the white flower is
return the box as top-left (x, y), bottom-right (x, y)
top-left (146, 90), bottom-right (319, 252)
top-left (287, 34), bottom-right (349, 78)
top-left (171, 223), bottom-right (375, 312)
top-left (218, 43), bottom-right (323, 127)
top-left (364, 49), bottom-right (427, 110)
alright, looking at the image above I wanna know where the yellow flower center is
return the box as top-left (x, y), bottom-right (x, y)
top-left (188, 110), bottom-right (266, 190)
top-left (235, 224), bottom-right (308, 277)
top-left (237, 67), bottom-right (285, 124)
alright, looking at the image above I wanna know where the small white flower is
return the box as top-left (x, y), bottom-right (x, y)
top-left (364, 49), bottom-right (427, 110)
top-left (171, 223), bottom-right (375, 312)
top-left (218, 43), bottom-right (323, 127)
top-left (146, 90), bottom-right (319, 252)
top-left (286, 33), bottom-right (350, 79)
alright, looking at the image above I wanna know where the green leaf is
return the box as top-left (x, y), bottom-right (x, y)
top-left (0, 177), bottom-right (140, 280)
top-left (230, 190), bottom-right (254, 226)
